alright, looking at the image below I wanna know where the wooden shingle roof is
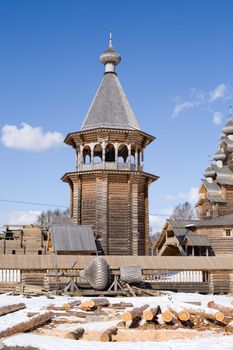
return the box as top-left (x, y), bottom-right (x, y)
top-left (80, 73), bottom-right (140, 131)
top-left (50, 225), bottom-right (97, 252)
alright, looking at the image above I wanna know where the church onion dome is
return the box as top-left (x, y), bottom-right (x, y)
top-left (100, 31), bottom-right (121, 73)
top-left (223, 119), bottom-right (233, 135)
top-left (213, 150), bottom-right (226, 161)
top-left (203, 166), bottom-right (216, 179)
top-left (100, 47), bottom-right (121, 66)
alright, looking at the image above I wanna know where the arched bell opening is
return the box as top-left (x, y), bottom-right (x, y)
top-left (105, 143), bottom-right (115, 162)
top-left (93, 144), bottom-right (102, 163)
top-left (83, 145), bottom-right (91, 164)
top-left (118, 144), bottom-right (128, 163)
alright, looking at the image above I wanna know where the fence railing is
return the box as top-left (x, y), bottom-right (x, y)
top-left (144, 270), bottom-right (209, 283)
top-left (0, 270), bottom-right (21, 283)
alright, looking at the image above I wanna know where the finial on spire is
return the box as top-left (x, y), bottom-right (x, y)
top-left (109, 29), bottom-right (112, 48)
top-left (100, 31), bottom-right (121, 74)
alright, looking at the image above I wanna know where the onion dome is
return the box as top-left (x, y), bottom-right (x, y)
top-left (100, 31), bottom-right (121, 73)
top-left (203, 166), bottom-right (216, 179)
top-left (213, 150), bottom-right (226, 161)
top-left (223, 119), bottom-right (233, 135)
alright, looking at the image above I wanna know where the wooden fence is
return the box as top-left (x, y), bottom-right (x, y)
top-left (0, 255), bottom-right (232, 294)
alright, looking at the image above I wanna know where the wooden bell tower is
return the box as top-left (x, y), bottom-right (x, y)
top-left (62, 34), bottom-right (158, 255)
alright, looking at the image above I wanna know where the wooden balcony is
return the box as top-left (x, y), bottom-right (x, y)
top-left (77, 162), bottom-right (143, 172)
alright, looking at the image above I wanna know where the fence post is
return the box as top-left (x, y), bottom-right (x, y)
top-left (209, 271), bottom-right (214, 294)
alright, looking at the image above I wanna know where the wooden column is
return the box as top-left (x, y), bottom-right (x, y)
top-left (72, 178), bottom-right (81, 224)
top-left (69, 181), bottom-right (74, 218)
top-left (75, 148), bottom-right (79, 170)
top-left (132, 179), bottom-right (139, 255)
top-left (96, 175), bottom-right (109, 254)
top-left (80, 145), bottom-right (84, 164)
top-left (115, 143), bottom-right (118, 164)
top-left (102, 142), bottom-right (106, 169)
top-left (209, 271), bottom-right (214, 294)
top-left (141, 149), bottom-right (144, 169)
top-left (127, 177), bottom-right (133, 255)
top-left (127, 144), bottom-right (131, 162)
top-left (77, 178), bottom-right (82, 225)
top-left (91, 145), bottom-right (94, 165)
top-left (135, 149), bottom-right (138, 170)
top-left (144, 180), bottom-right (149, 255)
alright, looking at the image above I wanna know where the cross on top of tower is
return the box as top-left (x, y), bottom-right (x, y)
top-left (100, 30), bottom-right (121, 73)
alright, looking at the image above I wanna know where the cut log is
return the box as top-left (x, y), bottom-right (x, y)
top-left (52, 310), bottom-right (94, 318)
top-left (181, 303), bottom-right (224, 322)
top-left (225, 320), bottom-right (233, 332)
top-left (27, 312), bottom-right (39, 317)
top-left (22, 285), bottom-right (46, 295)
top-left (207, 301), bottom-right (233, 317)
top-left (0, 303), bottom-right (26, 317)
top-left (0, 312), bottom-right (53, 338)
top-left (122, 304), bottom-right (149, 322)
top-left (160, 305), bottom-right (174, 323)
top-left (88, 298), bottom-right (110, 308)
top-left (48, 300), bottom-right (80, 311)
top-left (116, 321), bottom-right (126, 328)
top-left (64, 328), bottom-right (84, 340)
top-left (79, 301), bottom-right (91, 310)
top-left (110, 302), bottom-right (134, 309)
top-left (168, 304), bottom-right (190, 322)
top-left (157, 314), bottom-right (165, 325)
top-left (100, 326), bottom-right (118, 342)
top-left (143, 306), bottom-right (159, 321)
top-left (132, 286), bottom-right (159, 297)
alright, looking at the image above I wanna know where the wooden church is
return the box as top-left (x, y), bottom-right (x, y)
top-left (62, 34), bottom-right (158, 256)
top-left (197, 117), bottom-right (233, 219)
top-left (155, 115), bottom-right (233, 257)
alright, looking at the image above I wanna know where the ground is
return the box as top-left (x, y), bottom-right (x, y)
top-left (0, 292), bottom-right (233, 349)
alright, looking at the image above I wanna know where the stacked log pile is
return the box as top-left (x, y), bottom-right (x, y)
top-left (1, 298), bottom-right (233, 342)
top-left (48, 298), bottom-right (233, 339)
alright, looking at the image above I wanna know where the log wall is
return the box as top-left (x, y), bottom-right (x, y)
top-left (198, 185), bottom-right (233, 220)
top-left (71, 172), bottom-right (151, 256)
top-left (197, 227), bottom-right (233, 255)
top-left (0, 228), bottom-right (47, 256)
top-left (108, 175), bottom-right (129, 255)
top-left (209, 270), bottom-right (233, 294)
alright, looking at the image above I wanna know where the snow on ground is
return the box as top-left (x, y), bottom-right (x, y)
top-left (0, 292), bottom-right (233, 349)
top-left (3, 333), bottom-right (233, 350)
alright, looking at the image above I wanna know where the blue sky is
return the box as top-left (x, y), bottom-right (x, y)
top-left (0, 0), bottom-right (232, 231)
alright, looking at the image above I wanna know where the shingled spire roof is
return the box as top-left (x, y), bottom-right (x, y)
top-left (80, 33), bottom-right (140, 131)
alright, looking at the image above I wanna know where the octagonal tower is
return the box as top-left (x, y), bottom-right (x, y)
top-left (62, 34), bottom-right (158, 255)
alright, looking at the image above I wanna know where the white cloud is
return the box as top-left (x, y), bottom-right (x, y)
top-left (213, 112), bottom-right (223, 125)
top-left (3, 211), bottom-right (41, 225)
top-left (164, 187), bottom-right (199, 206)
top-left (209, 84), bottom-right (227, 102)
top-left (1, 123), bottom-right (64, 151)
top-left (149, 215), bottom-right (165, 234)
top-left (172, 84), bottom-right (232, 119)
top-left (149, 208), bottom-right (173, 234)
top-left (172, 89), bottom-right (205, 118)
